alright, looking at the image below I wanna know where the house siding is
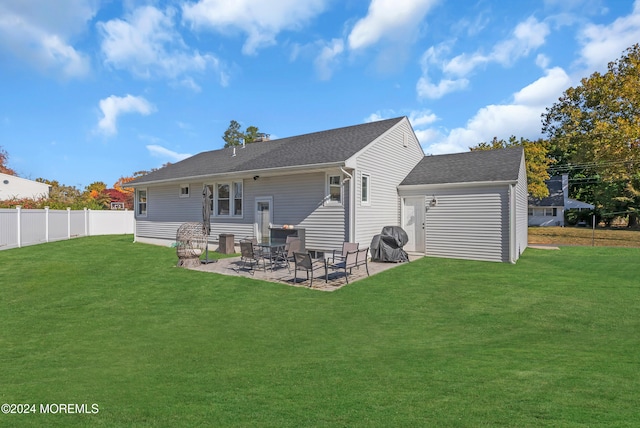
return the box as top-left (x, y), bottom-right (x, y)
top-left (0, 173), bottom-right (50, 200)
top-left (352, 118), bottom-right (424, 249)
top-left (514, 154), bottom-right (528, 260)
top-left (401, 186), bottom-right (510, 262)
top-left (134, 171), bottom-right (346, 250)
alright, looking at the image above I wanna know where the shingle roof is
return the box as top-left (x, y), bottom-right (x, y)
top-left (528, 176), bottom-right (564, 206)
top-left (400, 146), bottom-right (524, 186)
top-left (131, 117), bottom-right (405, 185)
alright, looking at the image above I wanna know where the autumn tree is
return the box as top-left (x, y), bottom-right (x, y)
top-left (222, 120), bottom-right (261, 147)
top-left (543, 44), bottom-right (640, 179)
top-left (1, 146), bottom-right (17, 176)
top-left (542, 44), bottom-right (640, 225)
top-left (470, 136), bottom-right (553, 198)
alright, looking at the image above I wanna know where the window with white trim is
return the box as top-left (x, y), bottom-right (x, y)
top-left (529, 208), bottom-right (557, 216)
top-left (213, 181), bottom-right (243, 217)
top-left (233, 182), bottom-right (243, 216)
top-left (136, 189), bottom-right (147, 216)
top-left (179, 185), bottom-right (189, 197)
top-left (361, 173), bottom-right (370, 205)
top-left (327, 175), bottom-right (342, 204)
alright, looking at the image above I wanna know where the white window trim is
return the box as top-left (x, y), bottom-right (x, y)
top-left (326, 173), bottom-right (343, 205)
top-left (361, 173), bottom-right (371, 206)
top-left (212, 181), bottom-right (244, 218)
top-left (136, 188), bottom-right (147, 217)
top-left (179, 184), bottom-right (190, 198)
top-left (529, 207), bottom-right (558, 217)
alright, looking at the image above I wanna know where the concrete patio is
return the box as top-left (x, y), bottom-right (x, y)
top-left (187, 253), bottom-right (420, 291)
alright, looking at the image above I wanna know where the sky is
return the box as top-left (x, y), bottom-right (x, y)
top-left (1, 0), bottom-right (639, 190)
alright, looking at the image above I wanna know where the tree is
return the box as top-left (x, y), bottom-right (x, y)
top-left (222, 120), bottom-right (261, 147)
top-left (542, 44), bottom-right (640, 181)
top-left (1, 146), bottom-right (17, 176)
top-left (542, 44), bottom-right (640, 226)
top-left (470, 136), bottom-right (553, 198)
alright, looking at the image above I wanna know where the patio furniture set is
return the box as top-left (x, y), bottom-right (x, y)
top-left (238, 237), bottom-right (370, 287)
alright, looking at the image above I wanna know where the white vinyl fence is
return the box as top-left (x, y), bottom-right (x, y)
top-left (0, 207), bottom-right (134, 251)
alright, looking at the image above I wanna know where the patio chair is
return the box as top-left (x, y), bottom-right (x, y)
top-left (278, 236), bottom-right (302, 273)
top-left (293, 252), bottom-right (325, 287)
top-left (239, 240), bottom-right (266, 273)
top-left (330, 242), bottom-right (359, 264)
top-left (326, 247), bottom-right (370, 284)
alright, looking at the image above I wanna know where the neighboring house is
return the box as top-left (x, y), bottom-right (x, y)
top-left (0, 172), bottom-right (50, 200)
top-left (130, 117), bottom-right (528, 263)
top-left (398, 147), bottom-right (528, 263)
top-left (528, 174), bottom-right (594, 226)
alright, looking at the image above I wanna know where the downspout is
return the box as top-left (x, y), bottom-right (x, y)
top-left (509, 184), bottom-right (516, 263)
top-left (340, 167), bottom-right (355, 243)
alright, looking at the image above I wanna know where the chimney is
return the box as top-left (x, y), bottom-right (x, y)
top-left (562, 174), bottom-right (569, 206)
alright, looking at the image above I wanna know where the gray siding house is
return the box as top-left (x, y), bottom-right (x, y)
top-left (398, 147), bottom-right (528, 263)
top-left (130, 117), bottom-right (528, 263)
top-left (528, 174), bottom-right (594, 226)
top-left (130, 117), bottom-right (424, 253)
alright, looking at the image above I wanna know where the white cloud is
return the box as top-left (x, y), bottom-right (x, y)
top-left (513, 67), bottom-right (571, 106)
top-left (416, 76), bottom-right (469, 99)
top-left (423, 67), bottom-right (571, 154)
top-left (536, 53), bottom-right (550, 69)
top-left (97, 95), bottom-right (156, 136)
top-left (442, 52), bottom-right (488, 77)
top-left (365, 109), bottom-right (440, 149)
top-left (578, 0), bottom-right (640, 72)
top-left (182, 0), bottom-right (327, 55)
top-left (0, 0), bottom-right (95, 78)
top-left (418, 16), bottom-right (550, 100)
top-left (348, 0), bottom-right (438, 50)
top-left (492, 16), bottom-right (550, 65)
top-left (146, 145), bottom-right (192, 162)
top-left (408, 110), bottom-right (438, 127)
top-left (313, 38), bottom-right (344, 80)
top-left (445, 16), bottom-right (550, 75)
top-left (98, 5), bottom-right (225, 85)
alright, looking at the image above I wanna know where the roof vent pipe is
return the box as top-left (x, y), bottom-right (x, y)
top-left (232, 147), bottom-right (236, 157)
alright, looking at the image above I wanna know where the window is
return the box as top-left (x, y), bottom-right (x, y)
top-left (213, 181), bottom-right (243, 217)
top-left (530, 208), bottom-right (558, 216)
top-left (361, 174), bottom-right (370, 205)
top-left (328, 175), bottom-right (342, 204)
top-left (217, 184), bottom-right (229, 215)
top-left (137, 189), bottom-right (147, 216)
top-left (233, 182), bottom-right (243, 216)
top-left (179, 185), bottom-right (189, 197)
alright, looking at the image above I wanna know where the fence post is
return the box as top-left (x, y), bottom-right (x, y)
top-left (45, 206), bottom-right (50, 243)
top-left (16, 205), bottom-right (21, 248)
top-left (67, 207), bottom-right (71, 239)
top-left (85, 208), bottom-right (89, 236)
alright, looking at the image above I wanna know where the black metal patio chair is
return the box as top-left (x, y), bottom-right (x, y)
top-left (293, 252), bottom-right (325, 287)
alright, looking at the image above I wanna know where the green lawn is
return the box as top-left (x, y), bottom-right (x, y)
top-left (1, 236), bottom-right (639, 427)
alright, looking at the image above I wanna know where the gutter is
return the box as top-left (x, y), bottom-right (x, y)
top-left (129, 161), bottom-right (346, 187)
top-left (398, 179), bottom-right (518, 191)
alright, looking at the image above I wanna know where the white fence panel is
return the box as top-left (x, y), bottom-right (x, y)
top-left (0, 209), bottom-right (18, 249)
top-left (0, 207), bottom-right (134, 251)
top-left (89, 210), bottom-right (134, 235)
top-left (49, 210), bottom-right (70, 241)
top-left (20, 209), bottom-right (47, 247)
top-left (70, 210), bottom-right (87, 237)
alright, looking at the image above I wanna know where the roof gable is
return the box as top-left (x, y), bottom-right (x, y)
top-left (528, 176), bottom-right (564, 206)
top-left (401, 147), bottom-right (524, 186)
top-left (131, 117), bottom-right (404, 185)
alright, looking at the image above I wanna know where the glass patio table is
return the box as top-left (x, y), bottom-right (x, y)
top-left (257, 240), bottom-right (287, 270)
